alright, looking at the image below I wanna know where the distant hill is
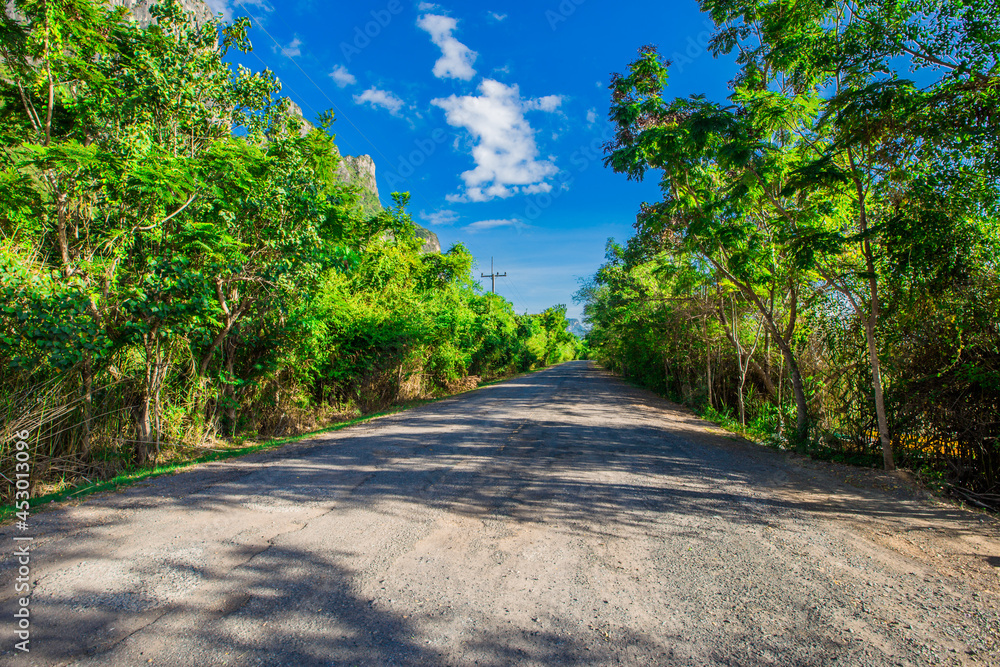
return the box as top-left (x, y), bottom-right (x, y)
top-left (566, 318), bottom-right (591, 339)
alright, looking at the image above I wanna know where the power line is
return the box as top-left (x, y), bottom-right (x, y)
top-left (236, 5), bottom-right (395, 169)
top-left (228, 9), bottom-right (479, 246)
top-left (243, 50), bottom-right (360, 154)
top-left (503, 273), bottom-right (527, 305)
top-left (235, 5), bottom-right (448, 217)
top-left (502, 274), bottom-right (529, 315)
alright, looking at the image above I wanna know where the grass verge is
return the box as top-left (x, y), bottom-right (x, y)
top-left (0, 409), bottom-right (410, 523)
top-left (0, 363), bottom-right (564, 523)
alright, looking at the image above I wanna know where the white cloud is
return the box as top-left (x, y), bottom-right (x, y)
top-left (417, 2), bottom-right (439, 9)
top-left (463, 218), bottom-right (529, 233)
top-left (432, 79), bottom-right (561, 202)
top-left (353, 87), bottom-right (404, 115)
top-left (586, 108), bottom-right (598, 124)
top-left (525, 95), bottom-right (562, 112)
top-left (416, 14), bottom-right (478, 81)
top-left (329, 65), bottom-right (356, 88)
top-left (488, 11), bottom-right (507, 21)
top-left (421, 210), bottom-right (460, 226)
top-left (277, 36), bottom-right (302, 58)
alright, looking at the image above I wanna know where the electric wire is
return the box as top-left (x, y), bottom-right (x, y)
top-left (243, 49), bottom-right (360, 153)
top-left (502, 274), bottom-right (530, 315)
top-left (236, 5), bottom-right (397, 167)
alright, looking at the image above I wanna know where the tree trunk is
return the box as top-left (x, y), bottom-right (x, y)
top-left (737, 376), bottom-right (746, 426)
top-left (718, 321), bottom-right (776, 400)
top-left (706, 346), bottom-right (713, 409)
top-left (80, 354), bottom-right (93, 455)
top-left (776, 355), bottom-right (784, 437)
top-left (223, 341), bottom-right (237, 437)
top-left (786, 353), bottom-right (809, 445)
top-left (717, 299), bottom-right (770, 422)
top-left (705, 255), bottom-right (808, 443)
top-left (55, 189), bottom-right (71, 272)
top-left (767, 320), bottom-right (810, 445)
top-left (135, 391), bottom-right (153, 464)
top-left (134, 331), bottom-right (163, 465)
top-left (850, 148), bottom-right (895, 471)
top-left (862, 247), bottom-right (894, 470)
top-left (663, 354), bottom-right (670, 393)
top-left (865, 313), bottom-right (894, 470)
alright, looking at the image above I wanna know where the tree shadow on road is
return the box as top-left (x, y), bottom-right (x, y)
top-left (2, 361), bottom-right (997, 664)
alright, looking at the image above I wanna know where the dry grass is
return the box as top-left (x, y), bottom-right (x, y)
top-left (445, 375), bottom-right (481, 394)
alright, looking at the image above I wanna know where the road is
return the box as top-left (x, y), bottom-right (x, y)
top-left (2, 360), bottom-right (998, 666)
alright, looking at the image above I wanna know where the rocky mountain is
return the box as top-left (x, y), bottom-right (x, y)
top-left (413, 226), bottom-right (442, 254)
top-left (7, 0), bottom-right (214, 24)
top-left (566, 319), bottom-right (591, 339)
top-left (108, 0), bottom-right (213, 25)
top-left (283, 103), bottom-right (440, 254)
top-left (336, 154), bottom-right (381, 218)
top-left (17, 0), bottom-right (442, 256)
top-left (333, 148), bottom-right (440, 253)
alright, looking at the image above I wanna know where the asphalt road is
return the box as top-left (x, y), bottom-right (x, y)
top-left (2, 361), bottom-right (998, 666)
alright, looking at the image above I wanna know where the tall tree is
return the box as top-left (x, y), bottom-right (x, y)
top-left (604, 47), bottom-right (821, 443)
top-left (702, 0), bottom-right (1000, 469)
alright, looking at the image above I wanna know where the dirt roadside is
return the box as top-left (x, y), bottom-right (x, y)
top-left (0, 360), bottom-right (997, 666)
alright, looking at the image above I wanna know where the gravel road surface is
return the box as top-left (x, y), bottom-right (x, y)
top-left (2, 360), bottom-right (998, 666)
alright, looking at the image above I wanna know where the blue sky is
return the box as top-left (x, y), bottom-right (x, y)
top-left (209, 0), bottom-right (739, 319)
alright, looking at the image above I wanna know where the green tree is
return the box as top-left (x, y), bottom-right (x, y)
top-left (604, 47), bottom-right (819, 443)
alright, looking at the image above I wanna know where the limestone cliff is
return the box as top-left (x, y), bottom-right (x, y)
top-left (566, 318), bottom-right (591, 339)
top-left (36, 0), bottom-right (443, 255)
top-left (337, 154), bottom-right (382, 218)
top-left (284, 100), bottom-right (314, 138)
top-left (108, 0), bottom-right (213, 25)
top-left (414, 227), bottom-right (442, 254)
top-left (325, 134), bottom-right (441, 254)
top-left (6, 0), bottom-right (213, 24)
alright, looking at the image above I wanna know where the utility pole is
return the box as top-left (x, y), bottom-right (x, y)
top-left (480, 257), bottom-right (506, 294)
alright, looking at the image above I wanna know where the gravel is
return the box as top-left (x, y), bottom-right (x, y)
top-left (1, 360), bottom-right (997, 666)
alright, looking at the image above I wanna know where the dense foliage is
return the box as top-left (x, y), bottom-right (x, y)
top-left (581, 0), bottom-right (999, 506)
top-left (0, 0), bottom-right (580, 498)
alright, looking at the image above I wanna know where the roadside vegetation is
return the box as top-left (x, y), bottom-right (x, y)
top-left (579, 0), bottom-right (999, 509)
top-left (0, 0), bottom-right (581, 502)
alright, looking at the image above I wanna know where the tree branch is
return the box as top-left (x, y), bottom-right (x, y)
top-left (132, 194), bottom-right (198, 233)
